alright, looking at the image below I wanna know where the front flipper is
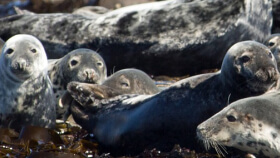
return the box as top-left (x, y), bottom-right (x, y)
top-left (67, 81), bottom-right (122, 106)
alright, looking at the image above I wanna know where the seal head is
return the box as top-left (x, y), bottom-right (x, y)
top-left (197, 91), bottom-right (280, 157)
top-left (220, 41), bottom-right (278, 97)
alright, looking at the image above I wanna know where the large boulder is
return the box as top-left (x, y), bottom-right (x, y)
top-left (0, 0), bottom-right (272, 76)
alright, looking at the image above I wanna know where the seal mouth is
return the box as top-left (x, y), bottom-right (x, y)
top-left (246, 67), bottom-right (279, 93)
top-left (196, 127), bottom-right (228, 157)
top-left (10, 69), bottom-right (32, 80)
top-left (197, 136), bottom-right (228, 157)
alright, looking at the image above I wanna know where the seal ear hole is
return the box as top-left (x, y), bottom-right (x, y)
top-left (70, 60), bottom-right (79, 66)
top-left (240, 55), bottom-right (250, 63)
top-left (6, 48), bottom-right (14, 55)
top-left (227, 115), bottom-right (237, 122)
top-left (30, 48), bottom-right (37, 53)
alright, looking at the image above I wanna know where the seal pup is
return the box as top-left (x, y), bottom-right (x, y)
top-left (0, 34), bottom-right (55, 131)
top-left (48, 48), bottom-right (107, 118)
top-left (65, 68), bottom-right (160, 107)
top-left (68, 41), bottom-right (279, 155)
top-left (197, 90), bottom-right (280, 157)
top-left (264, 33), bottom-right (280, 70)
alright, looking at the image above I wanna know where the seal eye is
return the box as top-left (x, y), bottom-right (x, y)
top-left (240, 55), bottom-right (250, 63)
top-left (268, 41), bottom-right (275, 47)
top-left (227, 115), bottom-right (237, 122)
top-left (97, 62), bottom-right (103, 67)
top-left (6, 48), bottom-right (14, 55)
top-left (70, 60), bottom-right (78, 66)
top-left (31, 48), bottom-right (37, 53)
top-left (121, 82), bottom-right (129, 88)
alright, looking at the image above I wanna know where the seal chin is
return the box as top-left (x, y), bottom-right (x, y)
top-left (10, 68), bottom-right (32, 81)
top-left (247, 77), bottom-right (278, 93)
top-left (246, 68), bottom-right (279, 93)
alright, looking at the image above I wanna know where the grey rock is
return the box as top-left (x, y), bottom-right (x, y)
top-left (0, 0), bottom-right (272, 76)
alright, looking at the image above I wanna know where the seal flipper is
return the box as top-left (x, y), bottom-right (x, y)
top-left (67, 81), bottom-right (123, 106)
top-left (59, 92), bottom-right (73, 122)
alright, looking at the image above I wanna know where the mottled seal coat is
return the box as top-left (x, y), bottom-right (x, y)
top-left (69, 41), bottom-right (279, 155)
top-left (0, 0), bottom-right (272, 76)
top-left (264, 33), bottom-right (280, 71)
top-left (65, 68), bottom-right (160, 106)
top-left (197, 90), bottom-right (280, 157)
top-left (0, 34), bottom-right (55, 131)
top-left (48, 48), bottom-right (107, 118)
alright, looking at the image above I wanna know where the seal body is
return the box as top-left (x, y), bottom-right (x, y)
top-left (65, 68), bottom-right (160, 106)
top-left (0, 34), bottom-right (55, 131)
top-left (197, 91), bottom-right (280, 157)
top-left (48, 48), bottom-right (107, 118)
top-left (69, 41), bottom-right (279, 155)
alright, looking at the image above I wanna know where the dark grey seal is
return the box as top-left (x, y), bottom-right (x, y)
top-left (0, 34), bottom-right (55, 131)
top-left (68, 41), bottom-right (279, 155)
top-left (64, 68), bottom-right (160, 107)
top-left (48, 48), bottom-right (107, 118)
top-left (197, 90), bottom-right (280, 157)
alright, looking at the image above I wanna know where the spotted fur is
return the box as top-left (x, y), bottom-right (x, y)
top-left (0, 34), bottom-right (56, 131)
top-left (197, 91), bottom-right (280, 157)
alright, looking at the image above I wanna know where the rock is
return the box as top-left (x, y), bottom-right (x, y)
top-left (0, 0), bottom-right (272, 76)
top-left (97, 0), bottom-right (156, 9)
top-left (72, 6), bottom-right (111, 19)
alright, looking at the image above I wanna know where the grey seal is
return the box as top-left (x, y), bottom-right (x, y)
top-left (0, 34), bottom-right (55, 131)
top-left (48, 48), bottom-right (107, 118)
top-left (264, 33), bottom-right (280, 70)
top-left (0, 0), bottom-right (272, 76)
top-left (197, 90), bottom-right (280, 157)
top-left (63, 68), bottom-right (160, 108)
top-left (68, 41), bottom-right (279, 155)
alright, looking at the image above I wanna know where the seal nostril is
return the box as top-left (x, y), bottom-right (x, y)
top-left (268, 52), bottom-right (273, 59)
top-left (85, 70), bottom-right (95, 79)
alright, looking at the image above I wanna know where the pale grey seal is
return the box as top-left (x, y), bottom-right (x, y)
top-left (68, 41), bottom-right (279, 155)
top-left (197, 90), bottom-right (280, 157)
top-left (0, 34), bottom-right (55, 131)
top-left (48, 48), bottom-right (107, 118)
